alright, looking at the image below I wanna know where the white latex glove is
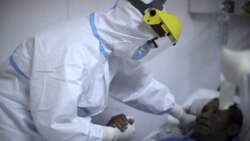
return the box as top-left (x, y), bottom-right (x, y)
top-left (221, 48), bottom-right (250, 87)
top-left (168, 104), bottom-right (196, 135)
top-left (169, 105), bottom-right (196, 125)
top-left (103, 116), bottom-right (135, 141)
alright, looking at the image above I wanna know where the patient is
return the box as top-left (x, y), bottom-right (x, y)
top-left (162, 98), bottom-right (243, 141)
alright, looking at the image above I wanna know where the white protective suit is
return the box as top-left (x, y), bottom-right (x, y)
top-left (0, 0), bottom-right (176, 141)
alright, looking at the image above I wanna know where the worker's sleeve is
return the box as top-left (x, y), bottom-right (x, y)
top-left (109, 59), bottom-right (175, 114)
top-left (28, 37), bottom-right (103, 141)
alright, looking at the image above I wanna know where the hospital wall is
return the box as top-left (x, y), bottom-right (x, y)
top-left (0, 0), bottom-right (249, 141)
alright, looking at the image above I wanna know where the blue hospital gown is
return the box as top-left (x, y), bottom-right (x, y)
top-left (161, 136), bottom-right (240, 141)
top-left (161, 136), bottom-right (196, 141)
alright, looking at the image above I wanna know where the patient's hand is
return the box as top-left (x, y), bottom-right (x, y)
top-left (106, 114), bottom-right (134, 132)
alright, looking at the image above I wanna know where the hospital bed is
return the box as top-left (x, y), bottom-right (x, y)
top-left (143, 88), bottom-right (250, 141)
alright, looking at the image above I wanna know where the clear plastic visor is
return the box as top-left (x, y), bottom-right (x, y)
top-left (125, 36), bottom-right (173, 73)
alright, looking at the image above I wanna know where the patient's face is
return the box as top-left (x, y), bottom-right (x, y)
top-left (192, 99), bottom-right (231, 141)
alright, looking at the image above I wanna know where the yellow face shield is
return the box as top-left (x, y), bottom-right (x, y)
top-left (143, 8), bottom-right (182, 45)
top-left (122, 7), bottom-right (182, 74)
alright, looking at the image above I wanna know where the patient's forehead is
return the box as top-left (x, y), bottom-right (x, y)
top-left (205, 99), bottom-right (219, 108)
top-left (203, 99), bottom-right (231, 115)
top-left (203, 99), bottom-right (232, 118)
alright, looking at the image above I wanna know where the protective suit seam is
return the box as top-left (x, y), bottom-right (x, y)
top-left (89, 13), bottom-right (110, 59)
top-left (8, 55), bottom-right (30, 80)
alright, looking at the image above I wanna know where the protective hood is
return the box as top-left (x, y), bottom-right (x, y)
top-left (94, 0), bottom-right (159, 58)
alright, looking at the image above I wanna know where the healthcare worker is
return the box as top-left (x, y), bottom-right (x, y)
top-left (220, 48), bottom-right (250, 141)
top-left (0, 0), bottom-right (194, 141)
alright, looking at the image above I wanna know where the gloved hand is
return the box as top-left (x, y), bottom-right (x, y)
top-left (168, 104), bottom-right (196, 135)
top-left (103, 115), bottom-right (135, 141)
top-left (221, 48), bottom-right (250, 87)
top-left (106, 114), bottom-right (133, 132)
top-left (220, 48), bottom-right (250, 111)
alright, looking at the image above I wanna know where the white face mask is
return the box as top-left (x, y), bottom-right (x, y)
top-left (112, 40), bottom-right (146, 59)
top-left (113, 37), bottom-right (172, 59)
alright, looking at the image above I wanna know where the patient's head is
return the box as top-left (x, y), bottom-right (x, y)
top-left (192, 98), bottom-right (243, 141)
